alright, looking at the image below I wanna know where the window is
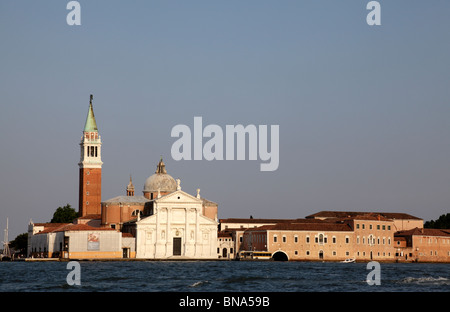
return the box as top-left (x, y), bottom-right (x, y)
top-left (388, 226), bottom-right (391, 231)
top-left (132, 210), bottom-right (142, 217)
top-left (282, 235), bottom-right (286, 243)
top-left (382, 225), bottom-right (385, 230)
top-left (370, 224), bottom-right (372, 230)
top-left (273, 235), bottom-right (277, 243)
top-left (356, 224), bottom-right (360, 229)
top-left (362, 224), bottom-right (365, 230)
top-left (306, 236), bottom-right (310, 243)
top-left (345, 236), bottom-right (349, 244)
top-left (318, 234), bottom-right (324, 244)
top-left (294, 235), bottom-right (298, 243)
top-left (332, 236), bottom-right (336, 244)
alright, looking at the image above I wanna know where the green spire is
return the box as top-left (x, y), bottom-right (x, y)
top-left (84, 94), bottom-right (98, 132)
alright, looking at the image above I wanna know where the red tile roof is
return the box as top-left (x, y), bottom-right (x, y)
top-left (245, 219), bottom-right (353, 232)
top-left (395, 227), bottom-right (450, 237)
top-left (218, 231), bottom-right (233, 237)
top-left (219, 218), bottom-right (294, 224)
top-left (35, 223), bottom-right (71, 234)
top-left (306, 211), bottom-right (422, 220)
top-left (34, 222), bottom-right (69, 228)
top-left (56, 224), bottom-right (117, 232)
top-left (76, 214), bottom-right (101, 220)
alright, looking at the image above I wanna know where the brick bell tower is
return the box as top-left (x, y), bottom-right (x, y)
top-left (78, 95), bottom-right (103, 217)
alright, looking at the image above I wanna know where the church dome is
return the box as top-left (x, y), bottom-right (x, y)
top-left (143, 158), bottom-right (177, 193)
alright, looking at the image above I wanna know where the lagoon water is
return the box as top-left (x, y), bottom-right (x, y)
top-left (0, 261), bottom-right (449, 292)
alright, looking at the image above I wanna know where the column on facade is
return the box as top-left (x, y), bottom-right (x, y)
top-left (154, 205), bottom-right (159, 258)
top-left (185, 208), bottom-right (190, 256)
top-left (166, 207), bottom-right (171, 257)
top-left (194, 208), bottom-right (199, 257)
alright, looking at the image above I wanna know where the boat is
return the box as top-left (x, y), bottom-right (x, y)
top-left (236, 251), bottom-right (273, 261)
top-left (341, 258), bottom-right (355, 263)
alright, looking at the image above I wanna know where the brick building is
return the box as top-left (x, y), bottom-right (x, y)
top-left (239, 212), bottom-right (450, 262)
top-left (394, 228), bottom-right (450, 262)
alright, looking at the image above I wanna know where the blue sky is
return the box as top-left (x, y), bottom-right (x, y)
top-left (1, 0), bottom-right (450, 240)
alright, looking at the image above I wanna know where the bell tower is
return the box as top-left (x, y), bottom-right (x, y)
top-left (78, 95), bottom-right (103, 217)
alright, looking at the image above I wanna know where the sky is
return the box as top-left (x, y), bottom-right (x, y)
top-left (1, 0), bottom-right (450, 241)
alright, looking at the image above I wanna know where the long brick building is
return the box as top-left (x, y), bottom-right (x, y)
top-left (224, 211), bottom-right (450, 262)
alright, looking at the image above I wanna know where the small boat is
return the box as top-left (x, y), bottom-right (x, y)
top-left (341, 258), bottom-right (355, 263)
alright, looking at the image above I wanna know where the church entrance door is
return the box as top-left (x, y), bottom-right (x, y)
top-left (173, 237), bottom-right (182, 256)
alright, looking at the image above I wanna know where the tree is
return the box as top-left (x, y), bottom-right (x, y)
top-left (424, 213), bottom-right (450, 229)
top-left (10, 233), bottom-right (28, 256)
top-left (50, 204), bottom-right (78, 223)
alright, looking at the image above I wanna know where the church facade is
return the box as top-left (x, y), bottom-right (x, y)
top-left (28, 95), bottom-right (219, 260)
top-left (134, 186), bottom-right (218, 259)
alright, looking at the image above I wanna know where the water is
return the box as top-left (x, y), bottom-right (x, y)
top-left (0, 261), bottom-right (449, 292)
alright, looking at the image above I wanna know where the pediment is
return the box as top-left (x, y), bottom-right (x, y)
top-left (136, 214), bottom-right (156, 225)
top-left (155, 190), bottom-right (202, 204)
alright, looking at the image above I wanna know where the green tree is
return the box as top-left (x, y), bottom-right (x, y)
top-left (50, 204), bottom-right (78, 223)
top-left (10, 233), bottom-right (28, 256)
top-left (424, 213), bottom-right (450, 229)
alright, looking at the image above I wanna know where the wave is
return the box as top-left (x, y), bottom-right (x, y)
top-left (189, 280), bottom-right (209, 287)
top-left (399, 276), bottom-right (450, 285)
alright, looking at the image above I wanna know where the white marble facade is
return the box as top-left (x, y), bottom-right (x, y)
top-left (135, 187), bottom-right (218, 259)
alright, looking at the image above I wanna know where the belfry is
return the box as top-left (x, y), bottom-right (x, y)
top-left (78, 95), bottom-right (103, 217)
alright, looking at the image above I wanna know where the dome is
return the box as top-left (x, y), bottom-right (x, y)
top-left (143, 158), bottom-right (177, 193)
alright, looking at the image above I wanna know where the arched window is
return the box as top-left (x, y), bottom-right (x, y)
top-left (131, 210), bottom-right (142, 217)
top-left (318, 234), bottom-right (324, 244)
